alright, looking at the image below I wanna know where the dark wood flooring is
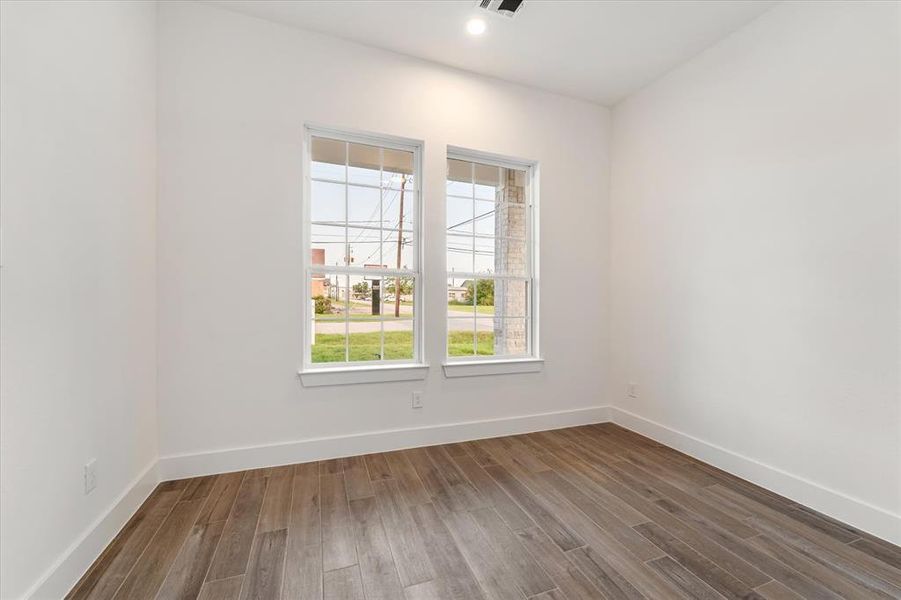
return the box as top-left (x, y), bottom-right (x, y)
top-left (66, 424), bottom-right (901, 599)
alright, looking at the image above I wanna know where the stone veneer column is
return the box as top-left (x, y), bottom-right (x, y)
top-left (494, 167), bottom-right (527, 354)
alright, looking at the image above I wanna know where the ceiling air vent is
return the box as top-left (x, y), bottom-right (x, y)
top-left (476, 0), bottom-right (525, 18)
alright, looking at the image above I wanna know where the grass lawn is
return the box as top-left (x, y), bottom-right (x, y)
top-left (311, 331), bottom-right (494, 362)
top-left (452, 331), bottom-right (495, 356)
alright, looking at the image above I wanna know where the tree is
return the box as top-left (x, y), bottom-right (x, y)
top-left (464, 279), bottom-right (494, 306)
top-left (385, 277), bottom-right (414, 297)
top-left (313, 295), bottom-right (332, 314)
top-left (352, 280), bottom-right (371, 299)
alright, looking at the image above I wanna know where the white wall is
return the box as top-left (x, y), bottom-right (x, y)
top-left (0, 2), bottom-right (159, 598)
top-left (610, 0), bottom-right (900, 541)
top-left (7, 1), bottom-right (896, 595)
top-left (156, 3), bottom-right (610, 463)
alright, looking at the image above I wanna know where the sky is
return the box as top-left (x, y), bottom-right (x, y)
top-left (310, 153), bottom-right (525, 279)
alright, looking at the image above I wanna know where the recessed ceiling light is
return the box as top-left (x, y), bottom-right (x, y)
top-left (466, 18), bottom-right (487, 36)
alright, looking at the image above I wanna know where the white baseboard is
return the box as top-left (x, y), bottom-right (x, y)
top-left (27, 403), bottom-right (899, 600)
top-left (22, 407), bottom-right (608, 599)
top-left (158, 405), bottom-right (612, 480)
top-left (24, 461), bottom-right (160, 600)
top-left (609, 406), bottom-right (901, 546)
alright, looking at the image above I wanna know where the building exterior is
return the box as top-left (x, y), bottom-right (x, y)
top-left (311, 248), bottom-right (327, 297)
top-left (494, 167), bottom-right (527, 355)
top-left (447, 285), bottom-right (468, 302)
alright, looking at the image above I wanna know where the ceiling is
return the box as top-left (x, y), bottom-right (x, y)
top-left (204, 0), bottom-right (777, 106)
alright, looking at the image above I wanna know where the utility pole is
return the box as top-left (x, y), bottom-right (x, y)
top-left (333, 271), bottom-right (338, 301)
top-left (394, 174), bottom-right (406, 318)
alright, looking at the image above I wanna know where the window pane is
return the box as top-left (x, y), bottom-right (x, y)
top-left (348, 142), bottom-right (381, 186)
top-left (311, 137), bottom-right (346, 181)
top-left (347, 185), bottom-right (380, 229)
top-left (348, 319), bottom-right (382, 362)
top-left (446, 196), bottom-right (473, 234)
top-left (380, 276), bottom-right (415, 317)
top-left (308, 134), bottom-right (420, 367)
top-left (471, 279), bottom-right (495, 316)
top-left (382, 148), bottom-right (414, 190)
top-left (447, 234), bottom-right (474, 273)
top-left (492, 318), bottom-right (528, 356)
top-left (383, 231), bottom-right (416, 271)
top-left (448, 278), bottom-right (495, 315)
top-left (445, 155), bottom-right (533, 361)
top-left (448, 318), bottom-right (475, 357)
top-left (379, 295), bottom-right (413, 319)
top-left (384, 320), bottom-right (414, 360)
top-left (349, 275), bottom-right (379, 318)
top-left (493, 279), bottom-right (527, 318)
top-left (311, 179), bottom-right (347, 268)
top-left (343, 227), bottom-right (377, 266)
top-left (447, 159), bottom-right (473, 197)
top-left (311, 273), bottom-right (348, 364)
top-left (496, 238), bottom-right (527, 276)
top-left (447, 277), bottom-right (475, 315)
top-left (382, 188), bottom-right (415, 236)
top-left (311, 275), bottom-right (344, 317)
top-left (310, 224), bottom-right (345, 267)
top-left (476, 318), bottom-right (495, 355)
top-left (311, 180), bottom-right (345, 225)
top-left (494, 205), bottom-right (525, 239)
top-left (474, 236), bottom-right (495, 273)
top-left (327, 274), bottom-right (349, 315)
top-left (474, 163), bottom-right (499, 200)
top-left (473, 201), bottom-right (496, 236)
top-left (311, 326), bottom-right (346, 363)
top-left (500, 167), bottom-right (527, 204)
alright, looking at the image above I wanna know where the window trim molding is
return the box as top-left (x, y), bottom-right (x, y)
top-left (301, 125), bottom-right (426, 375)
top-left (442, 358), bottom-right (544, 378)
top-left (299, 363), bottom-right (430, 387)
top-left (445, 146), bottom-right (541, 366)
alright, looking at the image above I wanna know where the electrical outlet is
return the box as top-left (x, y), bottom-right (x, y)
top-left (84, 459), bottom-right (97, 495)
top-left (411, 391), bottom-right (424, 409)
top-left (627, 382), bottom-right (638, 398)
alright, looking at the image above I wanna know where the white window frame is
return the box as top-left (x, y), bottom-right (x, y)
top-left (299, 126), bottom-right (427, 386)
top-left (443, 147), bottom-right (542, 376)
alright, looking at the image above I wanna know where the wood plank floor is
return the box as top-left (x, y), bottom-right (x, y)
top-left (67, 424), bottom-right (901, 600)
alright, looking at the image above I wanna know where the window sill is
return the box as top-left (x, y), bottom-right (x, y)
top-left (442, 358), bottom-right (544, 378)
top-left (299, 363), bottom-right (429, 387)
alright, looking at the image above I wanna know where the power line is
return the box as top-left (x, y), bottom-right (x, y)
top-left (348, 187), bottom-right (399, 244)
top-left (447, 209), bottom-right (495, 232)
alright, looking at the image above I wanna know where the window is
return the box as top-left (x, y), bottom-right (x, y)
top-left (303, 129), bottom-right (422, 371)
top-left (446, 151), bottom-right (537, 362)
